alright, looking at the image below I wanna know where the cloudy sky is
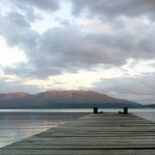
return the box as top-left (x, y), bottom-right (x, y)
top-left (0, 0), bottom-right (155, 104)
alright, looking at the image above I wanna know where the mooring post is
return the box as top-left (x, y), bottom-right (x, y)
top-left (124, 107), bottom-right (128, 114)
top-left (94, 107), bottom-right (98, 114)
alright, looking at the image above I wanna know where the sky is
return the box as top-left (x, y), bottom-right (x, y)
top-left (0, 0), bottom-right (155, 104)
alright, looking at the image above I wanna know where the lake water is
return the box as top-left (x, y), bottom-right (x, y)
top-left (0, 108), bottom-right (155, 148)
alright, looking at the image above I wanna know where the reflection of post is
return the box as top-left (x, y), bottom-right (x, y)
top-left (94, 107), bottom-right (98, 114)
top-left (124, 107), bottom-right (128, 114)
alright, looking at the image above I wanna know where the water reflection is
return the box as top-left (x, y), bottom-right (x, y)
top-left (133, 111), bottom-right (155, 123)
top-left (0, 112), bottom-right (88, 148)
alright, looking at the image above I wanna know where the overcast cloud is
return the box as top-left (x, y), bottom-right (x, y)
top-left (92, 72), bottom-right (155, 104)
top-left (70, 0), bottom-right (155, 20)
top-left (0, 78), bottom-right (44, 94)
top-left (0, 0), bottom-right (155, 104)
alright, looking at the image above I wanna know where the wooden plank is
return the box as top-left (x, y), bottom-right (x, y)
top-left (3, 137), bottom-right (155, 149)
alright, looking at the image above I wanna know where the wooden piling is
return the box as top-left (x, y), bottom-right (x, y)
top-left (124, 107), bottom-right (128, 114)
top-left (93, 107), bottom-right (98, 114)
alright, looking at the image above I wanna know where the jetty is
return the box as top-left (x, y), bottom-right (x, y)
top-left (1, 110), bottom-right (155, 154)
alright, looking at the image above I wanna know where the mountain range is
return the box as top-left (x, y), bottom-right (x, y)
top-left (0, 90), bottom-right (149, 109)
top-left (0, 90), bottom-right (144, 109)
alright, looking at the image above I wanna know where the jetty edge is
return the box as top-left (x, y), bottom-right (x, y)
top-left (1, 110), bottom-right (155, 154)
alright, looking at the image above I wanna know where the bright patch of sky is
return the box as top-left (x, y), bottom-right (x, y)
top-left (30, 1), bottom-right (75, 34)
top-left (0, 37), bottom-right (27, 67)
top-left (22, 59), bottom-right (155, 91)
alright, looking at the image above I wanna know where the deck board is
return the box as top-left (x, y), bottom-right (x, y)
top-left (1, 112), bottom-right (155, 154)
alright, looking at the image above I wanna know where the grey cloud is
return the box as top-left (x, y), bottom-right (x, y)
top-left (13, 0), bottom-right (59, 12)
top-left (0, 0), bottom-right (60, 23)
top-left (1, 1), bottom-right (155, 79)
top-left (3, 62), bottom-right (62, 79)
top-left (2, 25), bottom-right (129, 78)
top-left (60, 19), bottom-right (71, 26)
top-left (69, 0), bottom-right (155, 21)
top-left (91, 72), bottom-right (155, 104)
top-left (0, 78), bottom-right (44, 94)
top-left (54, 82), bottom-right (66, 85)
top-left (1, 22), bottom-right (155, 78)
top-left (5, 11), bottom-right (30, 27)
top-left (0, 11), bottom-right (31, 46)
top-left (10, 0), bottom-right (59, 22)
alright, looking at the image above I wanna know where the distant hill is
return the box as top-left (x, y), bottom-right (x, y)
top-left (0, 90), bottom-right (143, 109)
top-left (146, 104), bottom-right (155, 108)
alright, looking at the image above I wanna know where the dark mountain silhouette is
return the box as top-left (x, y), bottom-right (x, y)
top-left (0, 90), bottom-right (143, 109)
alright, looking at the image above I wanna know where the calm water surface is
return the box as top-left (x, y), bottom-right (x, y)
top-left (0, 109), bottom-right (155, 148)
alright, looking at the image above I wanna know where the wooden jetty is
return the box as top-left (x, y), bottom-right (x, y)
top-left (1, 112), bottom-right (155, 154)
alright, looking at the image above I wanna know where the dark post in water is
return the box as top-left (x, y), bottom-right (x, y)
top-left (124, 107), bottom-right (128, 114)
top-left (94, 107), bottom-right (98, 114)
